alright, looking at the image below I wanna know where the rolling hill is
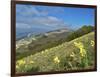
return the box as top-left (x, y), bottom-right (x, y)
top-left (16, 32), bottom-right (95, 73)
top-left (16, 28), bottom-right (71, 60)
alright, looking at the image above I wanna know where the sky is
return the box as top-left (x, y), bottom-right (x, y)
top-left (16, 4), bottom-right (95, 30)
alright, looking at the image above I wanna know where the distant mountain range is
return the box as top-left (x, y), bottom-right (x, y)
top-left (16, 28), bottom-right (71, 60)
top-left (16, 27), bottom-right (69, 40)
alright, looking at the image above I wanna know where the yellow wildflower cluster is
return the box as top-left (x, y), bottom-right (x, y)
top-left (74, 42), bottom-right (83, 49)
top-left (74, 42), bottom-right (86, 57)
top-left (17, 60), bottom-right (25, 65)
top-left (91, 40), bottom-right (95, 47)
top-left (16, 65), bottom-right (19, 69)
top-left (54, 56), bottom-right (60, 64)
top-left (16, 59), bottom-right (35, 71)
top-left (16, 60), bottom-right (25, 69)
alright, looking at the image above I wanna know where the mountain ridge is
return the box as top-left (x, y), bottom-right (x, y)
top-left (16, 28), bottom-right (71, 60)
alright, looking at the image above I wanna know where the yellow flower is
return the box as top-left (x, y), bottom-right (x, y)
top-left (74, 42), bottom-right (86, 57)
top-left (54, 56), bottom-right (60, 64)
top-left (16, 65), bottom-right (19, 69)
top-left (80, 48), bottom-right (86, 57)
top-left (30, 61), bottom-right (34, 64)
top-left (70, 52), bottom-right (75, 57)
top-left (91, 40), bottom-right (95, 47)
top-left (17, 60), bottom-right (25, 65)
top-left (74, 42), bottom-right (83, 49)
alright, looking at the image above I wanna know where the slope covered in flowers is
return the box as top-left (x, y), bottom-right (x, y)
top-left (16, 32), bottom-right (95, 73)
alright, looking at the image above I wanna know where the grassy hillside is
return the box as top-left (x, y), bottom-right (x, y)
top-left (16, 32), bottom-right (95, 73)
top-left (16, 29), bottom-right (70, 60)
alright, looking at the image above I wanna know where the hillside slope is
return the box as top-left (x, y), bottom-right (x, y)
top-left (16, 32), bottom-right (95, 73)
top-left (16, 28), bottom-right (71, 60)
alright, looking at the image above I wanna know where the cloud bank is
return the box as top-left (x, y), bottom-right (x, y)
top-left (16, 4), bottom-right (68, 29)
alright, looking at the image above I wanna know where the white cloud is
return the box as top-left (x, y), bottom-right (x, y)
top-left (16, 4), bottom-right (48, 17)
top-left (16, 4), bottom-right (68, 29)
top-left (31, 16), bottom-right (62, 25)
top-left (16, 16), bottom-right (68, 29)
top-left (16, 23), bottom-right (31, 29)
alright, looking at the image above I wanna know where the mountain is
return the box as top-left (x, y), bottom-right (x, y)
top-left (16, 27), bottom-right (51, 40)
top-left (16, 28), bottom-right (71, 60)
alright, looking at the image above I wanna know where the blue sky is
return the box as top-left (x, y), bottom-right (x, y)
top-left (16, 4), bottom-right (95, 30)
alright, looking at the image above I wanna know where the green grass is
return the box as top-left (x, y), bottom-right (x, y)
top-left (16, 32), bottom-right (95, 73)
